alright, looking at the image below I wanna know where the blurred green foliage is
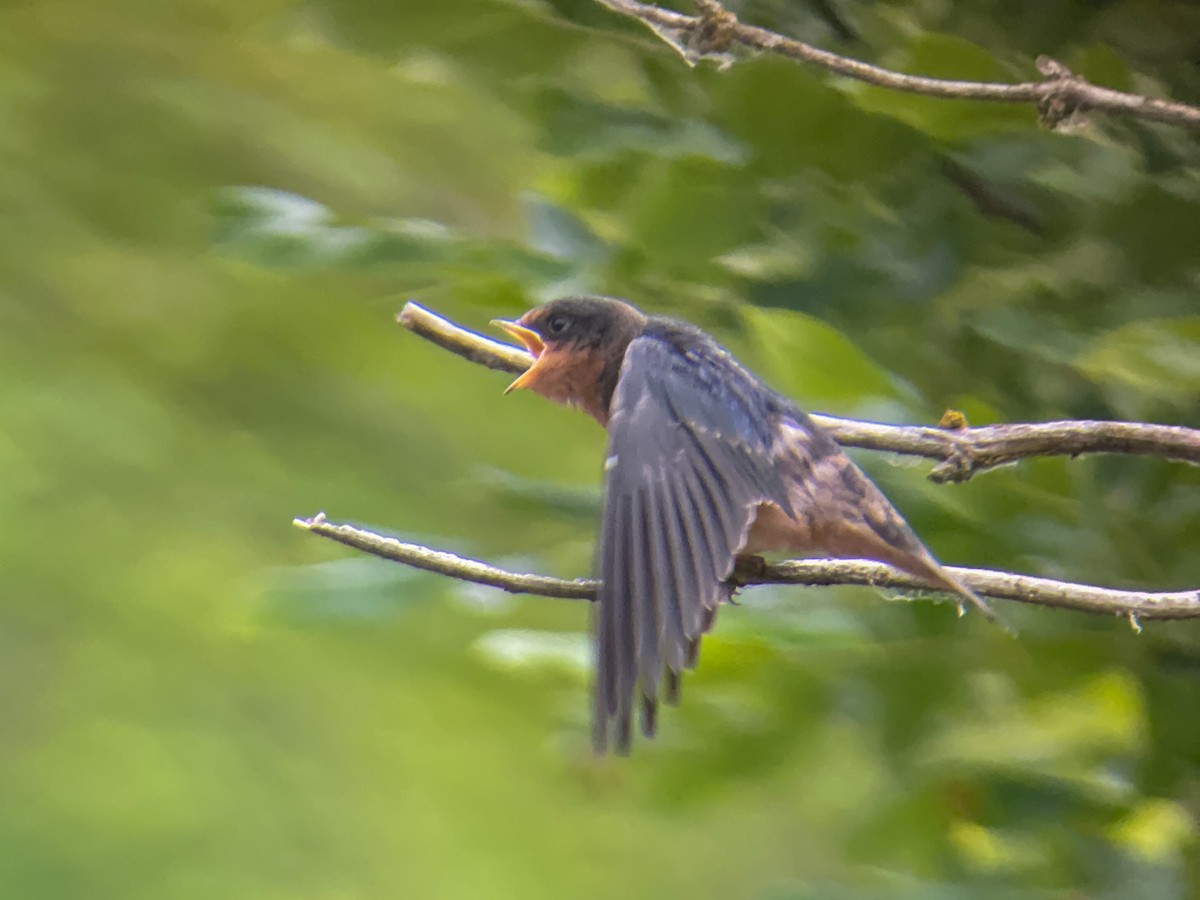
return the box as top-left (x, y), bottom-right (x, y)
top-left (0, 0), bottom-right (1197, 897)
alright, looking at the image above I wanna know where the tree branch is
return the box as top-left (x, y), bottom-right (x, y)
top-left (593, 0), bottom-right (1200, 132)
top-left (294, 514), bottom-right (1200, 620)
top-left (397, 302), bottom-right (1200, 483)
top-left (301, 305), bottom-right (1199, 624)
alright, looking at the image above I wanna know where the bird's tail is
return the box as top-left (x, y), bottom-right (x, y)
top-left (916, 554), bottom-right (1015, 635)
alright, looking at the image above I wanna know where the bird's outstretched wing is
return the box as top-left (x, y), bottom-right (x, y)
top-left (594, 330), bottom-right (792, 754)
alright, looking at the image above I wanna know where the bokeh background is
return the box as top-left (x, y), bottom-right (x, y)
top-left (2, 0), bottom-right (1199, 897)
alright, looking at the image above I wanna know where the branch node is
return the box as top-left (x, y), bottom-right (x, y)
top-left (1035, 55), bottom-right (1074, 80)
top-left (928, 437), bottom-right (979, 484)
top-left (1035, 56), bottom-right (1091, 131)
top-left (690, 0), bottom-right (738, 55)
top-left (632, 0), bottom-right (738, 70)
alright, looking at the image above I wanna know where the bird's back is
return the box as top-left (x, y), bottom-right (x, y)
top-left (640, 315), bottom-right (838, 458)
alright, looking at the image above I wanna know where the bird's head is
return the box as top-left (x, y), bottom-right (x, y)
top-left (491, 296), bottom-right (646, 424)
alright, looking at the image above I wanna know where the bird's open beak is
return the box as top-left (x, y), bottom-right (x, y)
top-left (490, 319), bottom-right (545, 395)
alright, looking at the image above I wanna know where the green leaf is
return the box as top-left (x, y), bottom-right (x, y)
top-left (851, 35), bottom-right (1034, 139)
top-left (473, 629), bottom-right (590, 676)
top-left (1070, 44), bottom-right (1134, 93)
top-left (534, 88), bottom-right (745, 163)
top-left (919, 671), bottom-right (1145, 788)
top-left (1100, 187), bottom-right (1200, 285)
top-left (623, 157), bottom-right (766, 270)
top-left (741, 306), bottom-right (913, 413)
top-left (263, 556), bottom-right (439, 624)
top-left (713, 58), bottom-right (921, 180)
top-left (1076, 318), bottom-right (1200, 409)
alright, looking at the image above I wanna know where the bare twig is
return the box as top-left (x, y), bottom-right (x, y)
top-left (397, 302), bottom-right (1200, 483)
top-left (398, 303), bottom-right (531, 375)
top-left (295, 514), bottom-right (1200, 620)
top-left (593, 0), bottom-right (1200, 132)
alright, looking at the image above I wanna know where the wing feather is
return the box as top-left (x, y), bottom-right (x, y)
top-left (594, 332), bottom-right (787, 753)
top-left (682, 433), bottom-right (747, 567)
top-left (612, 492), bottom-right (636, 721)
top-left (679, 470), bottom-right (728, 602)
top-left (630, 488), bottom-right (661, 700)
top-left (658, 484), bottom-right (692, 673)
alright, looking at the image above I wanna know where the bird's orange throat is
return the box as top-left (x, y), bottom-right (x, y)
top-left (508, 346), bottom-right (611, 426)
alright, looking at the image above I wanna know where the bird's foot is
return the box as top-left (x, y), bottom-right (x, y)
top-left (731, 554), bottom-right (769, 584)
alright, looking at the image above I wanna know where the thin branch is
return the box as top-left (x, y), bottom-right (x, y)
top-left (295, 514), bottom-right (1200, 620)
top-left (398, 302), bottom-right (532, 375)
top-left (593, 0), bottom-right (1200, 132)
top-left (397, 302), bottom-right (1200, 483)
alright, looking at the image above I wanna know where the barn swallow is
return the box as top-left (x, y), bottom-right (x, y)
top-left (492, 296), bottom-right (997, 755)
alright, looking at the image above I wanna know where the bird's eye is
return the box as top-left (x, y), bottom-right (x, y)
top-left (546, 314), bottom-right (572, 336)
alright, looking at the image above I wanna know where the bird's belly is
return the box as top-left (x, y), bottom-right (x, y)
top-left (740, 502), bottom-right (814, 555)
top-left (740, 498), bottom-right (933, 574)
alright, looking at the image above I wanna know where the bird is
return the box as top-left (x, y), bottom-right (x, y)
top-left (491, 296), bottom-right (997, 755)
